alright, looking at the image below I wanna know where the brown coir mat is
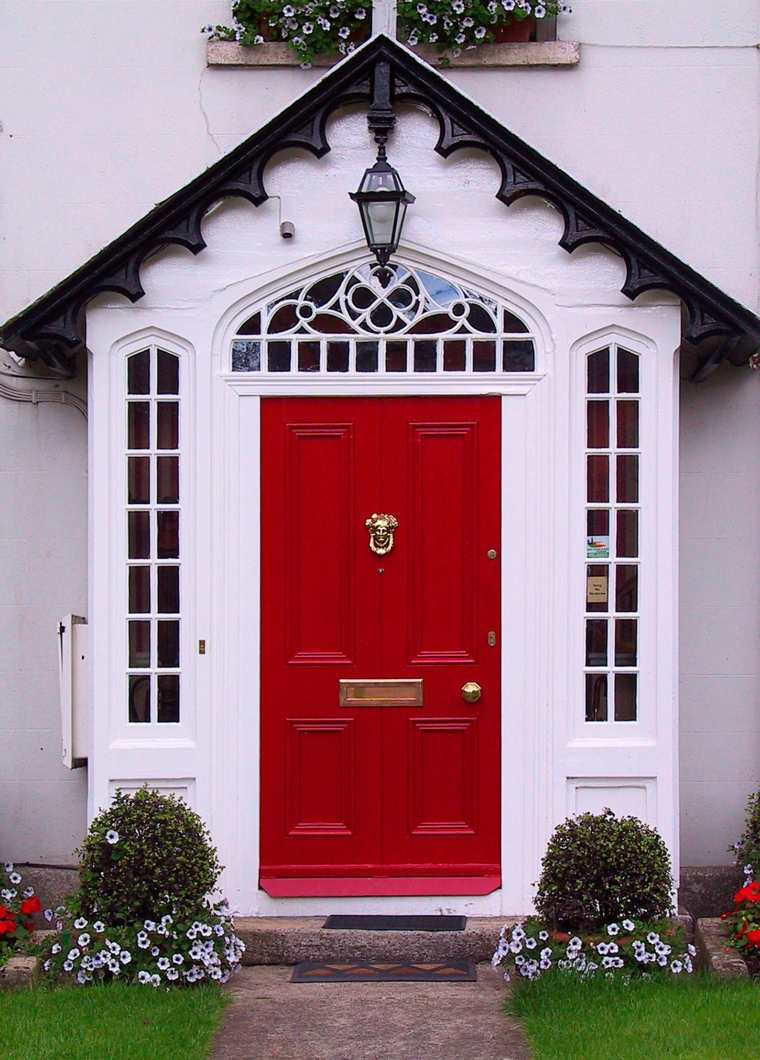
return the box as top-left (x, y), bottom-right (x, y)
top-left (291, 960), bottom-right (476, 984)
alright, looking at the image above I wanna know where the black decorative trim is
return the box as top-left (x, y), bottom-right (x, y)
top-left (2, 35), bottom-right (759, 370)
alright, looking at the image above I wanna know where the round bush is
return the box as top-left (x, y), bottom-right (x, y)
top-left (732, 790), bottom-right (760, 876)
top-left (534, 809), bottom-right (674, 930)
top-left (75, 788), bottom-right (222, 924)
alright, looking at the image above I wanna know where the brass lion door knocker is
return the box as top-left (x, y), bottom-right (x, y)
top-left (365, 513), bottom-right (398, 556)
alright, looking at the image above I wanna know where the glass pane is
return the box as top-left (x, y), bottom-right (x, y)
top-left (157, 511), bottom-right (179, 559)
top-left (128, 511), bottom-right (150, 559)
top-left (615, 673), bottom-right (637, 721)
top-left (616, 509), bottom-right (639, 557)
top-left (157, 621), bottom-right (180, 668)
top-left (128, 457), bottom-right (150, 504)
top-left (587, 401), bottom-right (609, 449)
top-left (128, 566), bottom-right (150, 614)
top-left (129, 621), bottom-right (150, 668)
top-left (617, 348), bottom-right (639, 393)
top-left (127, 402), bottom-right (150, 450)
top-left (157, 675), bottom-right (180, 723)
top-left (326, 341), bottom-right (349, 373)
top-left (129, 675), bottom-right (151, 723)
top-left (587, 512), bottom-right (610, 564)
top-left (443, 340), bottom-right (465, 371)
top-left (385, 341), bottom-right (406, 372)
top-left (502, 340), bottom-right (535, 372)
top-left (298, 341), bottom-right (320, 373)
top-left (585, 619), bottom-right (608, 667)
top-left (157, 350), bottom-right (179, 394)
top-left (503, 309), bottom-right (529, 333)
top-left (157, 566), bottom-right (180, 614)
top-left (617, 455), bottom-right (639, 503)
top-left (413, 340), bottom-right (437, 373)
top-left (587, 455), bottom-right (609, 502)
top-left (586, 563), bottom-right (610, 612)
top-left (156, 402), bottom-right (179, 450)
top-left (267, 341), bottom-right (291, 372)
top-left (585, 673), bottom-right (608, 722)
top-left (615, 619), bottom-right (637, 666)
top-left (356, 341), bottom-right (378, 373)
top-left (231, 340), bottom-right (260, 372)
top-left (616, 401), bottom-right (639, 448)
top-left (616, 564), bottom-right (639, 612)
top-left (587, 348), bottom-right (609, 393)
top-left (473, 340), bottom-right (496, 372)
top-left (587, 509), bottom-right (609, 537)
top-left (127, 350), bottom-right (150, 395)
top-left (156, 457), bottom-right (179, 504)
top-left (237, 311), bottom-right (261, 336)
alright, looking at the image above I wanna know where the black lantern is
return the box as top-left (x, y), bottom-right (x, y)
top-left (350, 146), bottom-right (415, 269)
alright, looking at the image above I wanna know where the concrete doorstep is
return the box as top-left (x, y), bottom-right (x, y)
top-left (235, 916), bottom-right (517, 966)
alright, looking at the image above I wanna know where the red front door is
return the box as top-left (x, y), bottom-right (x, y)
top-left (260, 396), bottom-right (501, 896)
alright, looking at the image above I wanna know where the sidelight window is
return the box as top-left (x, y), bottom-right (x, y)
top-left (584, 345), bottom-right (640, 723)
top-left (230, 262), bottom-right (536, 374)
top-left (125, 347), bottom-right (181, 724)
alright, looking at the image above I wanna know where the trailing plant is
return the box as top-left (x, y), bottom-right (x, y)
top-left (75, 788), bottom-right (222, 925)
top-left (0, 862), bottom-right (41, 966)
top-left (729, 789), bottom-right (760, 882)
top-left (534, 810), bottom-right (674, 931)
top-left (398, 0), bottom-right (567, 58)
top-left (39, 901), bottom-right (245, 988)
top-left (203, 0), bottom-right (371, 66)
top-left (203, 0), bottom-right (572, 66)
top-left (492, 917), bottom-right (696, 983)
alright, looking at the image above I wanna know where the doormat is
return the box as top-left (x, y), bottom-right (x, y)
top-left (323, 914), bottom-right (467, 932)
top-left (291, 960), bottom-right (476, 984)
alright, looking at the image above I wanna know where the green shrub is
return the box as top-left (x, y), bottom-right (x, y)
top-left (75, 788), bottom-right (222, 924)
top-left (534, 809), bottom-right (673, 930)
top-left (730, 790), bottom-right (760, 878)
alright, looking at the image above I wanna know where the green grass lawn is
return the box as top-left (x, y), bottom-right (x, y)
top-left (0, 982), bottom-right (228, 1060)
top-left (508, 971), bottom-right (759, 1060)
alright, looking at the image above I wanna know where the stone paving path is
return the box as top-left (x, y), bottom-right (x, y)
top-left (212, 963), bottom-right (530, 1060)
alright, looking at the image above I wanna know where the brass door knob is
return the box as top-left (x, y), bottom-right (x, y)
top-left (461, 681), bottom-right (482, 704)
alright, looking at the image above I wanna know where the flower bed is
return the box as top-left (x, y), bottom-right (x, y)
top-left (492, 917), bottom-right (696, 982)
top-left (1, 862), bottom-right (41, 967)
top-left (203, 0), bottom-right (569, 66)
top-left (722, 879), bottom-right (760, 977)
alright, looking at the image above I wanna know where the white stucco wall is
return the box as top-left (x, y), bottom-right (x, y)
top-left (1, 1), bottom-right (758, 864)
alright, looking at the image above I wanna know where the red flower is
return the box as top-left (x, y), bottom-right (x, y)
top-left (734, 881), bottom-right (760, 905)
top-left (0, 905), bottom-right (13, 920)
top-left (0, 919), bottom-right (16, 935)
top-left (20, 896), bottom-right (41, 916)
top-left (745, 929), bottom-right (760, 948)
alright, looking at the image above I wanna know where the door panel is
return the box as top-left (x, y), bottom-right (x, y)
top-left (260, 396), bottom-right (500, 891)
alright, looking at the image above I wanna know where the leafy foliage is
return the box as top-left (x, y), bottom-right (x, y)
top-left (730, 789), bottom-right (760, 880)
top-left (534, 810), bottom-right (674, 930)
top-left (492, 916), bottom-right (694, 982)
top-left (204, 0), bottom-right (371, 66)
top-left (75, 788), bottom-right (222, 925)
top-left (39, 902), bottom-right (244, 988)
top-left (1, 862), bottom-right (40, 964)
top-left (204, 0), bottom-right (570, 66)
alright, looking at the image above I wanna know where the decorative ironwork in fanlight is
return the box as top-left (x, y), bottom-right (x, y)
top-left (231, 263), bottom-right (536, 374)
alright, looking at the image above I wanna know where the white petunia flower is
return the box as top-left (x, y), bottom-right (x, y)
top-left (338, 26), bottom-right (350, 38)
top-left (120, 951), bottom-right (132, 964)
top-left (535, 3), bottom-right (546, 16)
top-left (282, 4), bottom-right (295, 15)
top-left (172, 953), bottom-right (184, 965)
top-left (606, 923), bottom-right (619, 936)
top-left (646, 931), bottom-right (659, 944)
top-left (138, 970), bottom-right (151, 984)
top-left (621, 919), bottom-right (635, 932)
top-left (355, 7), bottom-right (367, 18)
top-left (93, 921), bottom-right (105, 933)
top-left (68, 949), bottom-right (80, 961)
top-left (687, 944), bottom-right (696, 957)
top-left (9, 872), bottom-right (21, 885)
top-left (44, 908), bottom-right (54, 922)
top-left (63, 960), bottom-right (73, 971)
top-left (51, 943), bottom-right (62, 955)
top-left (105, 830), bottom-right (119, 845)
top-left (475, 26), bottom-right (486, 38)
top-left (78, 933), bottom-right (91, 947)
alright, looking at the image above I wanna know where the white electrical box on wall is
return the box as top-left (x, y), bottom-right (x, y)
top-left (58, 614), bottom-right (88, 768)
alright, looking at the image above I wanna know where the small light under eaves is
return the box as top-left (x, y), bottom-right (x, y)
top-left (349, 146), bottom-right (415, 269)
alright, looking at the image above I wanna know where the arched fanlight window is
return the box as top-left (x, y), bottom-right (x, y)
top-left (231, 262), bottom-right (536, 374)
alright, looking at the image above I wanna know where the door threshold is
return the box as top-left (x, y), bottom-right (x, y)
top-left (260, 875), bottom-right (501, 898)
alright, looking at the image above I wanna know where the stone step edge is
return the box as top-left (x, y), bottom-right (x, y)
top-left (234, 916), bottom-right (518, 966)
